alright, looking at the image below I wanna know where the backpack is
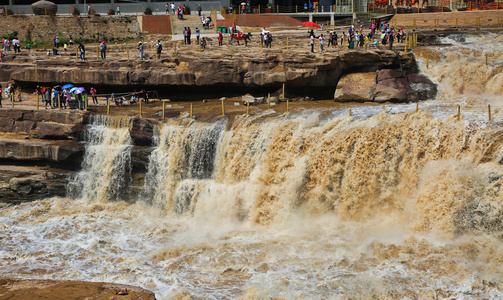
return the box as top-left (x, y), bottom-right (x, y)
top-left (157, 44), bottom-right (162, 53)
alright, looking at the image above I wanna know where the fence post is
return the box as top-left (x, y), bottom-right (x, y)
top-left (416, 102), bottom-right (419, 112)
top-left (286, 98), bottom-right (289, 113)
top-left (456, 18), bottom-right (458, 30)
top-left (221, 99), bottom-right (225, 116)
top-left (488, 104), bottom-right (492, 121)
top-left (268, 93), bottom-right (270, 108)
top-left (258, 5), bottom-right (260, 14)
top-left (139, 99), bottom-right (142, 118)
top-left (10, 93), bottom-right (13, 108)
top-left (485, 53), bottom-right (488, 65)
top-left (107, 96), bottom-right (110, 115)
top-left (58, 95), bottom-right (61, 110)
top-left (190, 103), bottom-right (193, 119)
top-left (246, 101), bottom-right (249, 115)
top-left (457, 105), bottom-right (460, 120)
top-left (426, 55), bottom-right (429, 68)
top-left (282, 83), bottom-right (285, 99)
top-left (277, 5), bottom-right (279, 14)
top-left (349, 108), bottom-right (352, 116)
top-left (383, 104), bottom-right (385, 112)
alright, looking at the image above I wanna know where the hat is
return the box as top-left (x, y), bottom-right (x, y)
top-left (139, 41), bottom-right (142, 44)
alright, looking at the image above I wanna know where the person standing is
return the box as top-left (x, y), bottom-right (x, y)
top-left (63, 43), bottom-right (68, 54)
top-left (165, 3), bottom-right (169, 14)
top-left (138, 42), bottom-right (144, 60)
top-left (90, 87), bottom-right (98, 104)
top-left (310, 34), bottom-right (315, 53)
top-left (155, 40), bottom-right (163, 59)
top-left (183, 27), bottom-right (187, 45)
top-left (319, 34), bottom-right (325, 53)
top-left (196, 28), bottom-right (200, 45)
top-left (54, 37), bottom-right (59, 48)
top-left (116, 5), bottom-right (121, 15)
top-left (388, 32), bottom-right (394, 50)
top-left (100, 41), bottom-right (107, 60)
top-left (197, 4), bottom-right (202, 16)
top-left (78, 43), bottom-right (85, 61)
top-left (187, 27), bottom-right (192, 45)
top-left (171, 3), bottom-right (175, 15)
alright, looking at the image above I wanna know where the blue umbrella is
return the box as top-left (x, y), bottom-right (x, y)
top-left (74, 87), bottom-right (86, 94)
top-left (69, 87), bottom-right (78, 93)
top-left (62, 84), bottom-right (74, 90)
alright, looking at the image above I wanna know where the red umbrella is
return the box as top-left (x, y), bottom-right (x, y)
top-left (302, 21), bottom-right (321, 28)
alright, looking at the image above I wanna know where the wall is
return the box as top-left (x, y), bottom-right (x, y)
top-left (0, 15), bottom-right (140, 43)
top-left (234, 15), bottom-right (303, 27)
top-left (139, 15), bottom-right (172, 34)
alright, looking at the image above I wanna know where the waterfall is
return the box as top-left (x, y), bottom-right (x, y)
top-left (67, 115), bottom-right (132, 202)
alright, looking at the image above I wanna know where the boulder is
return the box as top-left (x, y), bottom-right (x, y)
top-left (407, 73), bottom-right (438, 100)
top-left (374, 77), bottom-right (418, 102)
top-left (242, 94), bottom-right (255, 105)
top-left (334, 72), bottom-right (376, 102)
top-left (31, 0), bottom-right (58, 15)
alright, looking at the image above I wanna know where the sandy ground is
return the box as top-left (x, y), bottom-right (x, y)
top-left (0, 278), bottom-right (155, 300)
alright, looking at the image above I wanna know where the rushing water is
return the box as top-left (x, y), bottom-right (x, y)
top-left (2, 34), bottom-right (503, 299)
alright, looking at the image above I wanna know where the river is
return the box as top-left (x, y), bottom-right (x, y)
top-left (1, 33), bottom-right (503, 299)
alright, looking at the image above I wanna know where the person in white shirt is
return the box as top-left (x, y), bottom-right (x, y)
top-left (310, 34), bottom-right (315, 53)
top-left (319, 34), bottom-right (325, 53)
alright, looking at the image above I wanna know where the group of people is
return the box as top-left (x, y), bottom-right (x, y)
top-left (2, 37), bottom-right (26, 54)
top-left (202, 15), bottom-right (212, 29)
top-left (174, 4), bottom-right (188, 19)
top-left (307, 20), bottom-right (407, 53)
top-left (36, 86), bottom-right (87, 110)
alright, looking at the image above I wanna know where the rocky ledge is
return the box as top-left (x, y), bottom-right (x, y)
top-left (0, 278), bottom-right (156, 299)
top-left (2, 49), bottom-right (427, 100)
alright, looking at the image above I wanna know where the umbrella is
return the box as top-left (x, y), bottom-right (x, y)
top-left (74, 87), bottom-right (86, 94)
top-left (69, 87), bottom-right (78, 93)
top-left (302, 21), bottom-right (321, 28)
top-left (240, 2), bottom-right (246, 5)
top-left (53, 85), bottom-right (61, 91)
top-left (62, 84), bottom-right (74, 90)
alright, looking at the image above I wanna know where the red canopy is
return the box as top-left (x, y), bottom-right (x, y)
top-left (301, 21), bottom-right (321, 28)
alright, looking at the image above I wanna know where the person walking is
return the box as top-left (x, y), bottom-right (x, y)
top-left (310, 34), bottom-right (315, 53)
top-left (100, 41), bottom-right (107, 60)
top-left (187, 27), bottom-right (191, 45)
top-left (116, 5), bottom-right (121, 15)
top-left (196, 28), bottom-right (200, 45)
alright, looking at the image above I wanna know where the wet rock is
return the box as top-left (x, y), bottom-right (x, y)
top-left (334, 72), bottom-right (376, 102)
top-left (407, 73), bottom-right (438, 100)
top-left (129, 118), bottom-right (158, 146)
